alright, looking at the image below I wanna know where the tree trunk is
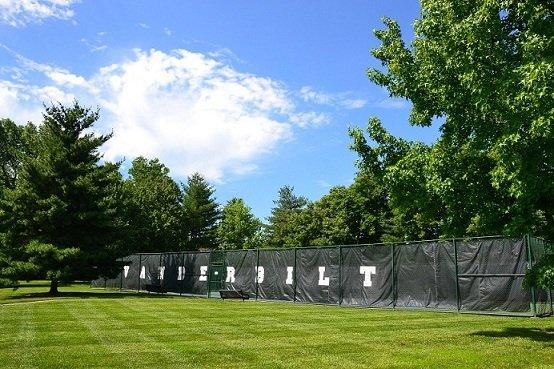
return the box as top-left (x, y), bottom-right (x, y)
top-left (49, 279), bottom-right (59, 295)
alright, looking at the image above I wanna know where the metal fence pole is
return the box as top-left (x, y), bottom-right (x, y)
top-left (525, 235), bottom-right (537, 317)
top-left (119, 259), bottom-right (123, 290)
top-left (391, 244), bottom-right (397, 309)
top-left (159, 253), bottom-right (163, 293)
top-left (137, 254), bottom-right (142, 293)
top-left (179, 253), bottom-right (184, 296)
top-left (338, 245), bottom-right (343, 306)
top-left (548, 290), bottom-right (554, 314)
top-left (255, 248), bottom-right (260, 301)
top-left (548, 289), bottom-right (554, 314)
top-left (293, 248), bottom-right (298, 303)
top-left (453, 238), bottom-right (461, 312)
top-left (207, 250), bottom-right (212, 299)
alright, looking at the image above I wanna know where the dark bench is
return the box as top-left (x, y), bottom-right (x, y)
top-left (219, 289), bottom-right (250, 301)
top-left (144, 284), bottom-right (167, 294)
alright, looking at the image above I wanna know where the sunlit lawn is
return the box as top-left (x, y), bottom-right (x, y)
top-left (0, 281), bottom-right (552, 368)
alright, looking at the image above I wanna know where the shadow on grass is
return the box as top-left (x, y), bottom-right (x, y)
top-left (472, 327), bottom-right (554, 343)
top-left (7, 290), bottom-right (178, 301)
top-left (12, 281), bottom-right (92, 289)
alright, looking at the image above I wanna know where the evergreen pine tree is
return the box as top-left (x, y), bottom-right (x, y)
top-left (182, 173), bottom-right (220, 250)
top-left (0, 102), bottom-right (124, 293)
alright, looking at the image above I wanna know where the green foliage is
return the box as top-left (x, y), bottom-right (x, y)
top-left (266, 186), bottom-right (308, 247)
top-left (182, 173), bottom-right (220, 250)
top-left (1, 241), bottom-right (80, 283)
top-left (296, 173), bottom-right (392, 246)
top-left (0, 102), bottom-right (125, 289)
top-left (0, 285), bottom-right (552, 368)
top-left (122, 157), bottom-right (183, 252)
top-left (217, 198), bottom-right (262, 249)
top-left (0, 119), bottom-right (29, 190)
top-left (350, 1), bottom-right (553, 241)
top-left (523, 253), bottom-right (554, 290)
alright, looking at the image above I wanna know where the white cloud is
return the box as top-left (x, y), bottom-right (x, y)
top-left (1, 48), bottom-right (329, 181)
top-left (300, 86), bottom-right (332, 105)
top-left (0, 80), bottom-right (46, 123)
top-left (341, 98), bottom-right (367, 109)
top-left (0, 45), bottom-right (88, 88)
top-left (0, 0), bottom-right (78, 27)
top-left (374, 98), bottom-right (410, 109)
top-left (290, 111), bottom-right (329, 128)
top-left (164, 27), bottom-right (172, 36)
top-left (300, 86), bottom-right (367, 109)
top-left (316, 179), bottom-right (332, 188)
top-left (80, 37), bottom-right (107, 53)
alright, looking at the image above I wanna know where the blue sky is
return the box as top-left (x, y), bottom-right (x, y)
top-left (0, 0), bottom-right (437, 220)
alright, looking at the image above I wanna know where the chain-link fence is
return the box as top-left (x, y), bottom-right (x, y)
top-left (92, 235), bottom-right (553, 316)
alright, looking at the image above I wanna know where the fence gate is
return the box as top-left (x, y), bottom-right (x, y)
top-left (208, 250), bottom-right (226, 298)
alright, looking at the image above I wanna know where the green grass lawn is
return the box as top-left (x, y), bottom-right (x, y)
top-left (0, 282), bottom-right (552, 369)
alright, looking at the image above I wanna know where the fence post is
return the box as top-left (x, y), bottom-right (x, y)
top-left (159, 253), bottom-right (163, 293)
top-left (255, 248), bottom-right (260, 301)
top-left (453, 238), bottom-right (461, 312)
top-left (207, 250), bottom-right (212, 299)
top-left (119, 261), bottom-right (123, 290)
top-left (525, 235), bottom-right (537, 317)
top-left (293, 248), bottom-right (298, 303)
top-left (548, 289), bottom-right (554, 314)
top-left (179, 253), bottom-right (184, 296)
top-left (137, 254), bottom-right (142, 293)
top-left (338, 245), bottom-right (343, 306)
top-left (391, 244), bottom-right (397, 309)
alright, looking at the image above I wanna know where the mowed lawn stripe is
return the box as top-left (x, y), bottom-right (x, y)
top-left (16, 305), bottom-right (37, 369)
top-left (113, 298), bottom-right (265, 367)
top-left (69, 299), bottom-right (196, 368)
top-left (0, 285), bottom-right (552, 369)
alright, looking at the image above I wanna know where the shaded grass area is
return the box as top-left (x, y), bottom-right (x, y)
top-left (0, 282), bottom-right (552, 368)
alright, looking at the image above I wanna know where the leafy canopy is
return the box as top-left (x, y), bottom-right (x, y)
top-left (122, 157), bottom-right (183, 252)
top-left (351, 0), bottom-right (553, 241)
top-left (218, 198), bottom-right (262, 250)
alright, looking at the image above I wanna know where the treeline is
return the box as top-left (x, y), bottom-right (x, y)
top-left (1, 0), bottom-right (551, 291)
top-left (0, 103), bottom-right (388, 291)
top-left (0, 106), bottom-right (393, 258)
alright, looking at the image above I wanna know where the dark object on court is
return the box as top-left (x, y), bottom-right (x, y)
top-left (219, 289), bottom-right (250, 301)
top-left (144, 284), bottom-right (166, 294)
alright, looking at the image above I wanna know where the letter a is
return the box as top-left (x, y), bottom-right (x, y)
top-left (318, 266), bottom-right (329, 286)
top-left (140, 266), bottom-right (146, 279)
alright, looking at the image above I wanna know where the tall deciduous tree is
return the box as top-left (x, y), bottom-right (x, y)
top-left (352, 1), bottom-right (553, 241)
top-left (0, 119), bottom-right (36, 191)
top-left (182, 173), bottom-right (220, 250)
top-left (217, 198), bottom-right (262, 249)
top-left (122, 157), bottom-right (183, 252)
top-left (0, 102), bottom-right (124, 293)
